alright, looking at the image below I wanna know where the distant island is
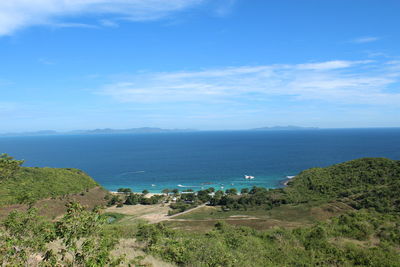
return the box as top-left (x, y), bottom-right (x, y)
top-left (0, 125), bottom-right (322, 137)
top-left (251, 125), bottom-right (319, 131)
top-left (0, 127), bottom-right (197, 137)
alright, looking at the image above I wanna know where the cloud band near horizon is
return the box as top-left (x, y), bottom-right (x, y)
top-left (99, 59), bottom-right (400, 107)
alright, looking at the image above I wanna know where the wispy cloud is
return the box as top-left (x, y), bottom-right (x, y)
top-left (99, 60), bottom-right (400, 106)
top-left (350, 36), bottom-right (380, 44)
top-left (38, 58), bottom-right (54, 65)
top-left (99, 19), bottom-right (119, 28)
top-left (0, 0), bottom-right (204, 35)
top-left (213, 0), bottom-right (237, 17)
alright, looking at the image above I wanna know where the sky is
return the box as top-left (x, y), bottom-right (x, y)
top-left (0, 0), bottom-right (400, 132)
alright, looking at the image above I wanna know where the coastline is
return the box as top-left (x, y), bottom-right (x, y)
top-left (110, 191), bottom-right (164, 198)
top-left (282, 176), bottom-right (296, 186)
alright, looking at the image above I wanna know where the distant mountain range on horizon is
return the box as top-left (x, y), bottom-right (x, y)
top-left (0, 125), bottom-right (321, 137)
top-left (251, 125), bottom-right (319, 131)
top-left (0, 127), bottom-right (197, 137)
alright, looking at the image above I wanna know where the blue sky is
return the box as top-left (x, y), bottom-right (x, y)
top-left (0, 0), bottom-right (399, 132)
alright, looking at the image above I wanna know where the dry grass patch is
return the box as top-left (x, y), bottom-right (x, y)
top-left (0, 186), bottom-right (107, 220)
top-left (105, 204), bottom-right (171, 223)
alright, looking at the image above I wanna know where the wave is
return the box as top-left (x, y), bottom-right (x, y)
top-left (118, 171), bottom-right (145, 176)
top-left (177, 184), bottom-right (202, 188)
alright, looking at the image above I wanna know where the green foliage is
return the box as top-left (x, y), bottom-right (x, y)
top-left (161, 188), bottom-right (170, 194)
top-left (0, 160), bottom-right (98, 205)
top-left (0, 153), bottom-right (24, 182)
top-left (137, 214), bottom-right (400, 267)
top-left (54, 202), bottom-right (122, 266)
top-left (117, 188), bottom-right (132, 193)
top-left (142, 189), bottom-right (149, 195)
top-left (286, 158), bottom-right (400, 207)
top-left (123, 193), bottom-right (164, 206)
top-left (0, 208), bottom-right (55, 265)
top-left (240, 188), bottom-right (249, 194)
top-left (136, 158), bottom-right (400, 266)
top-left (197, 190), bottom-right (212, 202)
top-left (171, 188), bottom-right (179, 194)
top-left (225, 188), bottom-right (238, 195)
top-left (107, 194), bottom-right (122, 207)
top-left (208, 158), bottom-right (400, 215)
top-left (0, 202), bottom-right (122, 266)
top-left (169, 202), bottom-right (196, 214)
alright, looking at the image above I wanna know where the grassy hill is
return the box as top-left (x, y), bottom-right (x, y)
top-left (0, 154), bottom-right (108, 219)
top-left (0, 167), bottom-right (99, 206)
top-left (2, 156), bottom-right (400, 266)
top-left (285, 157), bottom-right (400, 212)
top-left (131, 158), bottom-right (400, 266)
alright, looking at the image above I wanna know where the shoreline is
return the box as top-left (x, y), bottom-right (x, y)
top-left (108, 176), bottom-right (298, 194)
top-left (282, 176), bottom-right (296, 186)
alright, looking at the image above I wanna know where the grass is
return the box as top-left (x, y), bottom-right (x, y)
top-left (167, 201), bottom-right (354, 232)
top-left (0, 186), bottom-right (108, 220)
top-left (102, 212), bottom-right (126, 224)
top-left (0, 167), bottom-right (99, 206)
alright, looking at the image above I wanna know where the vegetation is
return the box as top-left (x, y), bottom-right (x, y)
top-left (0, 202), bottom-right (123, 266)
top-left (134, 158), bottom-right (400, 266)
top-left (0, 154), bottom-right (99, 206)
top-left (117, 188), bottom-right (132, 194)
top-left (0, 154), bottom-right (24, 182)
top-left (2, 156), bottom-right (400, 266)
top-left (136, 212), bottom-right (400, 267)
top-left (124, 193), bottom-right (164, 205)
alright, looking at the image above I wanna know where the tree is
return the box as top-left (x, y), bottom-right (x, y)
top-left (172, 189), bottom-right (179, 195)
top-left (142, 189), bottom-right (149, 195)
top-left (162, 188), bottom-right (170, 195)
top-left (207, 187), bottom-right (215, 193)
top-left (124, 193), bottom-right (141, 205)
top-left (54, 202), bottom-right (122, 266)
top-left (117, 188), bottom-right (132, 194)
top-left (0, 202), bottom-right (123, 266)
top-left (225, 188), bottom-right (238, 196)
top-left (0, 154), bottom-right (24, 182)
top-left (197, 190), bottom-right (211, 203)
top-left (241, 188), bottom-right (249, 194)
top-left (0, 208), bottom-right (55, 266)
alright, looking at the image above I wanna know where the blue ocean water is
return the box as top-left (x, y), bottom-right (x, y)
top-left (0, 128), bottom-right (400, 192)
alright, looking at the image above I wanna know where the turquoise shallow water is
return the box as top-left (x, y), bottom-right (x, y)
top-left (0, 128), bottom-right (400, 192)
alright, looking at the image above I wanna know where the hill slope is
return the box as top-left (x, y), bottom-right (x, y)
top-left (131, 158), bottom-right (400, 266)
top-left (0, 167), bottom-right (99, 206)
top-left (285, 157), bottom-right (400, 212)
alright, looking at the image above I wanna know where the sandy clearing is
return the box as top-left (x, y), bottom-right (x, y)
top-left (105, 203), bottom-right (208, 224)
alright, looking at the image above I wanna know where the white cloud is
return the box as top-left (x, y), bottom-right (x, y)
top-left (350, 36), bottom-right (380, 44)
top-left (0, 0), bottom-right (203, 35)
top-left (213, 0), bottom-right (237, 17)
top-left (297, 60), bottom-right (372, 70)
top-left (99, 19), bottom-right (119, 27)
top-left (38, 58), bottom-right (54, 65)
top-left (99, 59), bottom-right (400, 106)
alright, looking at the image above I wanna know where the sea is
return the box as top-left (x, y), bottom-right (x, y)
top-left (1, 128), bottom-right (400, 193)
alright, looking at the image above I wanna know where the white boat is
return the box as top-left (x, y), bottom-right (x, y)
top-left (244, 175), bottom-right (255, 180)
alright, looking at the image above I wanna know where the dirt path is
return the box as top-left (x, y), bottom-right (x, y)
top-left (104, 203), bottom-right (208, 224)
top-left (167, 204), bottom-right (207, 219)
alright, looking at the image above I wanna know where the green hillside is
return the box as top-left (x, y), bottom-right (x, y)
top-left (134, 158), bottom-right (400, 266)
top-left (0, 154), bottom-right (99, 206)
top-left (2, 156), bottom-right (400, 266)
top-left (286, 157), bottom-right (400, 212)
